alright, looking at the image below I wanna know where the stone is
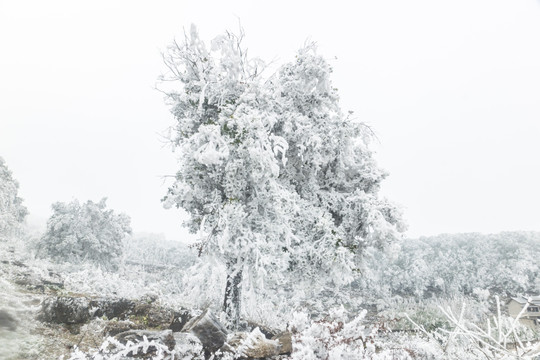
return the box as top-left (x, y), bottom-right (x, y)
top-left (11, 266), bottom-right (64, 292)
top-left (182, 309), bottom-right (228, 352)
top-left (272, 332), bottom-right (293, 354)
top-left (132, 302), bottom-right (152, 316)
top-left (103, 320), bottom-right (143, 337)
top-left (42, 270), bottom-right (64, 289)
top-left (132, 302), bottom-right (175, 329)
top-left (38, 296), bottom-right (138, 325)
top-left (169, 309), bottom-right (194, 332)
top-left (14, 272), bottom-right (44, 291)
top-left (146, 306), bottom-right (174, 329)
top-left (38, 296), bottom-right (91, 324)
top-left (246, 320), bottom-right (279, 338)
top-left (220, 332), bottom-right (248, 354)
top-left (173, 332), bottom-right (204, 359)
top-left (221, 328), bottom-right (281, 359)
top-left (90, 298), bottom-right (135, 320)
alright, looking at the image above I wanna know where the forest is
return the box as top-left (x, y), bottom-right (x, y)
top-left (1, 26), bottom-right (539, 360)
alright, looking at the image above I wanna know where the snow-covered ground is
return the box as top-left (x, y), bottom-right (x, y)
top-left (2, 231), bottom-right (540, 359)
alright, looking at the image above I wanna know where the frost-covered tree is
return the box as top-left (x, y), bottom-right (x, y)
top-left (0, 157), bottom-right (28, 240)
top-left (161, 26), bottom-right (405, 327)
top-left (37, 198), bottom-right (131, 270)
top-left (358, 231), bottom-right (540, 302)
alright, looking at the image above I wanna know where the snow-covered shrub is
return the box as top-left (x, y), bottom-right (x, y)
top-left (288, 306), bottom-right (380, 359)
top-left (0, 157), bottom-right (28, 241)
top-left (177, 256), bottom-right (226, 310)
top-left (407, 296), bottom-right (540, 359)
top-left (379, 295), bottom-right (492, 333)
top-left (122, 232), bottom-right (196, 270)
top-left (76, 336), bottom-right (172, 360)
top-left (358, 232), bottom-right (540, 303)
top-left (37, 198), bottom-right (131, 270)
top-left (68, 335), bottom-right (203, 360)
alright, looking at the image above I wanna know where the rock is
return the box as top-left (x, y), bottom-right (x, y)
top-left (0, 309), bottom-right (17, 331)
top-left (14, 272), bottom-right (44, 291)
top-left (246, 320), bottom-right (279, 338)
top-left (12, 266), bottom-right (64, 292)
top-left (38, 296), bottom-right (91, 324)
top-left (38, 295), bottom-right (192, 333)
top-left (169, 309), bottom-right (194, 332)
top-left (103, 320), bottom-right (143, 337)
top-left (272, 332), bottom-right (292, 354)
top-left (38, 296), bottom-right (138, 325)
top-left (42, 270), bottom-right (64, 289)
top-left (90, 298), bottom-right (135, 320)
top-left (182, 309), bottom-right (228, 352)
top-left (139, 293), bottom-right (159, 304)
top-left (222, 328), bottom-right (281, 359)
top-left (173, 332), bottom-right (204, 359)
top-left (132, 302), bottom-right (175, 329)
top-left (220, 332), bottom-right (249, 354)
top-left (146, 307), bottom-right (174, 329)
top-left (132, 302), bottom-right (152, 316)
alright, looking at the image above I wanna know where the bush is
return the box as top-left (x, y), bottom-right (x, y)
top-left (0, 157), bottom-right (28, 240)
top-left (37, 198), bottom-right (131, 270)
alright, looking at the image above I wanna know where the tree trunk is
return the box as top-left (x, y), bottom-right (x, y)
top-left (223, 263), bottom-right (243, 329)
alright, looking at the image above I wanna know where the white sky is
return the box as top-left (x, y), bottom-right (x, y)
top-left (1, 0), bottom-right (539, 241)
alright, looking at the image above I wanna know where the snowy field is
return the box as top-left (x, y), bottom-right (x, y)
top-left (1, 227), bottom-right (540, 359)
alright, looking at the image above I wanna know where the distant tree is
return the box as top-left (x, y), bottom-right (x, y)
top-left (37, 198), bottom-right (131, 270)
top-left (361, 231), bottom-right (540, 301)
top-left (161, 26), bottom-right (405, 327)
top-left (125, 232), bottom-right (197, 269)
top-left (0, 157), bottom-right (28, 240)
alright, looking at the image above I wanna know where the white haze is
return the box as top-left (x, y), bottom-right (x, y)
top-left (1, 0), bottom-right (539, 241)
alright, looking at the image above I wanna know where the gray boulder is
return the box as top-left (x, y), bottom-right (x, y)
top-left (90, 298), bottom-right (135, 319)
top-left (222, 328), bottom-right (281, 359)
top-left (170, 309), bottom-right (194, 332)
top-left (103, 320), bottom-right (143, 337)
top-left (132, 302), bottom-right (174, 329)
top-left (272, 332), bottom-right (292, 355)
top-left (38, 296), bottom-right (91, 324)
top-left (38, 296), bottom-right (139, 325)
top-left (182, 309), bottom-right (228, 353)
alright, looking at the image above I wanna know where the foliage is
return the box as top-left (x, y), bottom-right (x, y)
top-left (160, 25), bottom-right (405, 325)
top-left (408, 296), bottom-right (540, 359)
top-left (68, 334), bottom-right (204, 360)
top-left (123, 232), bottom-right (197, 270)
top-left (0, 157), bottom-right (28, 240)
top-left (37, 198), bottom-right (131, 270)
top-left (288, 307), bottom-right (377, 359)
top-left (286, 306), bottom-right (450, 360)
top-left (4, 230), bottom-right (540, 359)
top-left (359, 232), bottom-right (540, 302)
top-left (379, 296), bottom-right (491, 333)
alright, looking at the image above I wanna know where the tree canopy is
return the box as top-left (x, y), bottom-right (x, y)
top-left (37, 198), bottom-right (131, 270)
top-left (0, 157), bottom-right (28, 240)
top-left (161, 26), bottom-right (405, 326)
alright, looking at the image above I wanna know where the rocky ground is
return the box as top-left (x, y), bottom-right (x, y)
top-left (0, 246), bottom-right (291, 360)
